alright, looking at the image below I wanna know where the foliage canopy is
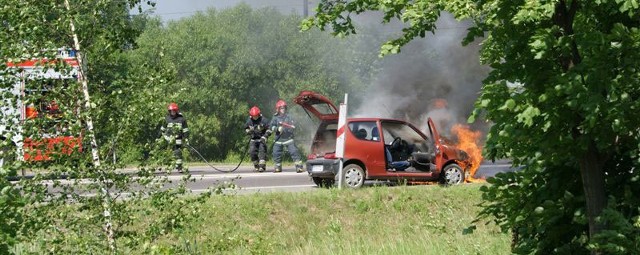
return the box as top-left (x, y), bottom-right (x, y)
top-left (304, 0), bottom-right (640, 253)
top-left (0, 0), bottom-right (213, 253)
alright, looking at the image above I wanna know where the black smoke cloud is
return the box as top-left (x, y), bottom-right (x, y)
top-left (351, 12), bottom-right (489, 136)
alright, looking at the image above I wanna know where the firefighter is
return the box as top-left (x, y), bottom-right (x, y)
top-left (270, 99), bottom-right (303, 173)
top-left (161, 103), bottom-right (189, 172)
top-left (245, 106), bottom-right (272, 172)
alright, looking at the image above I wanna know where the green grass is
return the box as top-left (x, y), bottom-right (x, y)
top-left (143, 184), bottom-right (511, 254)
top-left (12, 184), bottom-right (510, 254)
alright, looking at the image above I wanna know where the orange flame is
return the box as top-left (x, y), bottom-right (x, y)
top-left (451, 124), bottom-right (484, 183)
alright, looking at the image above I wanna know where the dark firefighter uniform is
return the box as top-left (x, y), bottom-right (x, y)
top-left (162, 103), bottom-right (189, 171)
top-left (245, 106), bottom-right (272, 172)
top-left (270, 100), bottom-right (303, 173)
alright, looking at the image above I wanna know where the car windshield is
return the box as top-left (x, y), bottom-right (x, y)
top-left (381, 121), bottom-right (432, 153)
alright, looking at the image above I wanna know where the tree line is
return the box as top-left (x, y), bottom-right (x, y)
top-left (0, 4), bottom-right (387, 251)
top-left (115, 4), bottom-right (384, 162)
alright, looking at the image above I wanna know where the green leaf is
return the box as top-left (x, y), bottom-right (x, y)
top-left (538, 94), bottom-right (547, 103)
top-left (516, 105), bottom-right (541, 126)
top-left (499, 99), bottom-right (515, 111)
top-left (480, 99), bottom-right (491, 107)
top-left (467, 114), bottom-right (476, 123)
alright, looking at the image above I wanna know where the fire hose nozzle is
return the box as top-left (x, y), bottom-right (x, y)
top-left (280, 122), bottom-right (295, 129)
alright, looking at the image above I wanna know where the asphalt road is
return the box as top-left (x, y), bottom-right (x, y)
top-left (174, 160), bottom-right (516, 194)
top-left (29, 160), bottom-right (516, 196)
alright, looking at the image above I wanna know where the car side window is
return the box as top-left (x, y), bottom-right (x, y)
top-left (348, 121), bottom-right (378, 142)
top-left (381, 121), bottom-right (432, 153)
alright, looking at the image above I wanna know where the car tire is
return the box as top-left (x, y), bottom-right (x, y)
top-left (337, 164), bottom-right (366, 189)
top-left (312, 177), bottom-right (335, 188)
top-left (441, 164), bottom-right (465, 185)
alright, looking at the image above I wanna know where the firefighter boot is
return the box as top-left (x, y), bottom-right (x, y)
top-left (258, 160), bottom-right (266, 172)
top-left (252, 160), bottom-right (260, 172)
top-left (274, 164), bottom-right (282, 173)
top-left (176, 159), bottom-right (184, 173)
top-left (295, 164), bottom-right (304, 173)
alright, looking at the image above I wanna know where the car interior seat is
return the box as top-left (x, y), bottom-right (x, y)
top-left (410, 151), bottom-right (436, 171)
top-left (355, 128), bottom-right (367, 140)
top-left (371, 127), bottom-right (380, 141)
top-left (386, 146), bottom-right (411, 171)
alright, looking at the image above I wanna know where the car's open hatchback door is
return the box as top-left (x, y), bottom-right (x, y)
top-left (293, 90), bottom-right (339, 121)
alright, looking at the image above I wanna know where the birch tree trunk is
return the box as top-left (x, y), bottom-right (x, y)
top-left (64, 0), bottom-right (115, 252)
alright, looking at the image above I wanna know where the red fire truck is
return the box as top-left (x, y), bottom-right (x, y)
top-left (1, 49), bottom-right (83, 167)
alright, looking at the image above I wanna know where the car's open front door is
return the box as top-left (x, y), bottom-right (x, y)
top-left (427, 117), bottom-right (445, 168)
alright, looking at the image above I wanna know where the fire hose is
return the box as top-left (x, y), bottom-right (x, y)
top-left (183, 123), bottom-right (294, 173)
top-left (185, 140), bottom-right (250, 173)
top-left (273, 122), bottom-right (295, 143)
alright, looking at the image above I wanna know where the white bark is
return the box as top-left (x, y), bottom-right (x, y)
top-left (64, 0), bottom-right (115, 252)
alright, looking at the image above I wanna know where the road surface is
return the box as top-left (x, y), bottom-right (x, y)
top-left (24, 160), bottom-right (516, 195)
top-left (176, 160), bottom-right (516, 194)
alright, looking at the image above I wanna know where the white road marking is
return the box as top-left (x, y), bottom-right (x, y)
top-left (187, 172), bottom-right (306, 180)
top-left (27, 171), bottom-right (307, 185)
top-left (18, 164), bottom-right (515, 186)
top-left (478, 164), bottom-right (512, 168)
top-left (235, 184), bottom-right (316, 190)
top-left (79, 184), bottom-right (316, 197)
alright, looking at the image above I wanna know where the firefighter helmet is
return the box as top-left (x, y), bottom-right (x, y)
top-left (47, 101), bottom-right (59, 111)
top-left (25, 104), bottom-right (38, 119)
top-left (275, 99), bottom-right (287, 110)
top-left (249, 106), bottom-right (261, 118)
top-left (168, 103), bottom-right (179, 111)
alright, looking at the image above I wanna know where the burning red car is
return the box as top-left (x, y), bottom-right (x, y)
top-left (294, 91), bottom-right (472, 188)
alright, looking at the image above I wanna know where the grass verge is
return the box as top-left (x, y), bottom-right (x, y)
top-left (138, 184), bottom-right (510, 254)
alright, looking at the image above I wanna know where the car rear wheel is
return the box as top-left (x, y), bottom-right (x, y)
top-left (441, 164), bottom-right (465, 185)
top-left (337, 164), bottom-right (366, 189)
top-left (312, 177), bottom-right (335, 188)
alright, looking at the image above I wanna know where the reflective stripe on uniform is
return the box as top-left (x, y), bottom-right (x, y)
top-left (259, 159), bottom-right (266, 164)
top-left (274, 139), bottom-right (294, 145)
top-left (183, 128), bottom-right (189, 133)
top-left (176, 139), bottom-right (182, 145)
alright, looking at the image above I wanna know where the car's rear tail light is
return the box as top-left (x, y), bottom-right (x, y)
top-left (323, 152), bottom-right (337, 159)
top-left (307, 154), bottom-right (317, 160)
